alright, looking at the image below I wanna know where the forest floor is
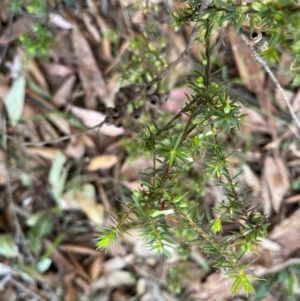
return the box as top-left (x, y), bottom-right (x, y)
top-left (0, 1), bottom-right (300, 301)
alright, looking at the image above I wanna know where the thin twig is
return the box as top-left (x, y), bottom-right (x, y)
top-left (9, 277), bottom-right (47, 301)
top-left (240, 33), bottom-right (300, 133)
top-left (22, 122), bottom-right (104, 146)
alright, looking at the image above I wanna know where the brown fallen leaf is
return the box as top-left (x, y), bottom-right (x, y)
top-left (26, 147), bottom-right (60, 160)
top-left (88, 256), bottom-right (104, 281)
top-left (65, 137), bottom-right (85, 159)
top-left (240, 107), bottom-right (270, 136)
top-left (67, 252), bottom-right (91, 281)
top-left (59, 244), bottom-right (101, 255)
top-left (41, 62), bottom-right (75, 77)
top-left (71, 24), bottom-right (108, 109)
top-left (0, 17), bottom-right (32, 44)
top-left (70, 105), bottom-right (125, 137)
top-left (87, 155), bottom-right (118, 171)
top-left (75, 194), bottom-right (105, 224)
top-left (0, 0), bottom-right (8, 23)
top-left (52, 75), bottom-right (76, 107)
top-left (44, 239), bottom-right (76, 276)
top-left (0, 83), bottom-right (9, 102)
top-left (228, 26), bottom-right (277, 140)
top-left (49, 13), bottom-right (73, 30)
top-left (28, 60), bottom-right (49, 92)
top-left (63, 273), bottom-right (78, 301)
top-left (0, 149), bottom-right (7, 185)
top-left (228, 26), bottom-right (264, 94)
top-left (285, 194), bottom-right (300, 204)
top-left (47, 113), bottom-right (71, 135)
top-left (82, 12), bottom-right (102, 44)
top-left (263, 155), bottom-right (290, 213)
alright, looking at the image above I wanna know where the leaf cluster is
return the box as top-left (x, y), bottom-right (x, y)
top-left (96, 2), bottom-right (274, 295)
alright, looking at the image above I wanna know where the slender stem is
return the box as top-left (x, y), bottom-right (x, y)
top-left (240, 33), bottom-right (300, 133)
top-left (22, 122), bottom-right (105, 146)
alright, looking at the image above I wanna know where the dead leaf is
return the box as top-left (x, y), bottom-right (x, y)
top-left (103, 256), bottom-right (127, 274)
top-left (50, 13), bottom-right (73, 30)
top-left (241, 164), bottom-right (260, 191)
top-left (0, 149), bottom-right (7, 185)
top-left (26, 147), bottom-right (60, 160)
top-left (82, 12), bottom-right (101, 44)
top-left (28, 60), bottom-right (49, 92)
top-left (70, 105), bottom-right (125, 137)
top-left (71, 24), bottom-right (108, 109)
top-left (275, 87), bottom-right (294, 111)
top-left (87, 155), bottom-right (118, 171)
top-left (0, 83), bottom-right (9, 102)
top-left (0, 17), bottom-right (32, 44)
top-left (228, 26), bottom-right (277, 139)
top-left (0, 0), bottom-right (8, 23)
top-left (44, 239), bottom-right (75, 275)
top-left (228, 26), bottom-right (264, 94)
top-left (88, 256), bottom-right (103, 281)
top-left (91, 270), bottom-right (136, 291)
top-left (75, 194), bottom-right (105, 224)
top-left (52, 75), bottom-right (76, 107)
top-left (285, 194), bottom-right (300, 204)
top-left (67, 252), bottom-right (91, 280)
top-left (41, 63), bottom-right (75, 77)
top-left (263, 156), bottom-right (290, 213)
top-left (59, 244), bottom-right (101, 255)
top-left (240, 107), bottom-right (270, 135)
top-left (64, 273), bottom-right (78, 301)
top-left (47, 113), bottom-right (71, 134)
top-left (65, 137), bottom-right (85, 159)
top-left (276, 53), bottom-right (294, 86)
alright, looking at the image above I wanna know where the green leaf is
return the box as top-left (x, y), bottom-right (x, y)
top-left (5, 75), bottom-right (26, 127)
top-left (96, 230), bottom-right (117, 250)
top-left (48, 151), bottom-right (67, 203)
top-left (37, 258), bottom-right (52, 273)
top-left (292, 74), bottom-right (300, 87)
top-left (211, 218), bottom-right (222, 233)
top-left (0, 234), bottom-right (18, 257)
top-left (27, 211), bottom-right (54, 253)
top-left (214, 0), bottom-right (236, 11)
top-left (151, 209), bottom-right (174, 218)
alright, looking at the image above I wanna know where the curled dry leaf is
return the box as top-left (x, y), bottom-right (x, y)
top-left (70, 105), bottom-right (125, 136)
top-left (49, 13), bottom-right (73, 30)
top-left (88, 256), bottom-right (103, 281)
top-left (0, 149), bottom-right (7, 185)
top-left (0, 0), bottom-right (8, 23)
top-left (87, 155), bottom-right (118, 171)
top-left (28, 60), bottom-right (49, 92)
top-left (63, 273), bottom-right (78, 301)
top-left (65, 137), bottom-right (85, 159)
top-left (52, 75), bottom-right (76, 107)
top-left (228, 26), bottom-right (277, 139)
top-left (0, 17), bottom-right (32, 44)
top-left (47, 113), bottom-right (71, 134)
top-left (71, 24), bottom-right (108, 109)
top-left (274, 87), bottom-right (294, 111)
top-left (75, 194), bottom-right (104, 225)
top-left (82, 12), bottom-right (102, 44)
top-left (263, 156), bottom-right (290, 213)
top-left (240, 107), bottom-right (270, 135)
top-left (91, 270), bottom-right (136, 291)
top-left (41, 62), bottom-right (75, 77)
top-left (240, 164), bottom-right (260, 192)
top-left (26, 147), bottom-right (60, 160)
